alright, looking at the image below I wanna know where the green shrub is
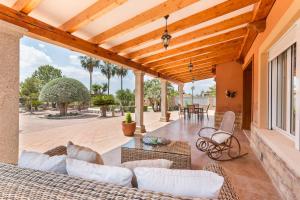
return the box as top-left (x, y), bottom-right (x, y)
top-left (92, 94), bottom-right (115, 106)
top-left (125, 112), bottom-right (132, 123)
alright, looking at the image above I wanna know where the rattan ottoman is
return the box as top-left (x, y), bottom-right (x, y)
top-left (121, 137), bottom-right (191, 169)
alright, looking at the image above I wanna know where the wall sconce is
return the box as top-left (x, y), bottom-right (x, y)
top-left (225, 90), bottom-right (237, 98)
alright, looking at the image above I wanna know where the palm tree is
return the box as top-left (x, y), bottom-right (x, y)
top-left (99, 61), bottom-right (117, 94)
top-left (191, 86), bottom-right (195, 104)
top-left (79, 56), bottom-right (100, 95)
top-left (115, 66), bottom-right (128, 91)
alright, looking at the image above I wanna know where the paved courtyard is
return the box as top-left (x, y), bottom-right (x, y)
top-left (19, 110), bottom-right (180, 154)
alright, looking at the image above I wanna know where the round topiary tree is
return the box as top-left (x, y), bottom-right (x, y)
top-left (39, 77), bottom-right (90, 115)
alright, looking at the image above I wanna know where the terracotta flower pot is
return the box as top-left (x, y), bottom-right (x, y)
top-left (166, 112), bottom-right (171, 121)
top-left (122, 121), bottom-right (136, 136)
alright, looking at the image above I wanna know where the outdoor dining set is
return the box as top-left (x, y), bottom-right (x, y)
top-left (179, 104), bottom-right (210, 119)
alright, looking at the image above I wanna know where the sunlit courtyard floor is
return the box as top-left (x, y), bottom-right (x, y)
top-left (19, 110), bottom-right (181, 154)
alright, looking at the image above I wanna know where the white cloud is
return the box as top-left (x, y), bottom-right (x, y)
top-left (69, 55), bottom-right (80, 66)
top-left (38, 43), bottom-right (45, 48)
top-left (20, 44), bottom-right (52, 81)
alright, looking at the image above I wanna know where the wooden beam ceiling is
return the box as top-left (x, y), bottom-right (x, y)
top-left (110, 0), bottom-right (259, 53)
top-left (59, 0), bottom-right (127, 33)
top-left (126, 12), bottom-right (253, 59)
top-left (238, 0), bottom-right (276, 62)
top-left (12, 0), bottom-right (42, 14)
top-left (0, 4), bottom-right (180, 84)
top-left (137, 27), bottom-right (247, 64)
top-left (150, 50), bottom-right (238, 70)
top-left (89, 0), bottom-right (198, 44)
top-left (158, 54), bottom-right (238, 73)
top-left (145, 38), bottom-right (243, 68)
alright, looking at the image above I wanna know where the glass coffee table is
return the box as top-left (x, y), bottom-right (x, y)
top-left (121, 136), bottom-right (191, 169)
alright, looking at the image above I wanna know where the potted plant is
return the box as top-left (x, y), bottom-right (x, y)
top-left (122, 112), bottom-right (136, 136)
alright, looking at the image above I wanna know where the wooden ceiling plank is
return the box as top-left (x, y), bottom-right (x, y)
top-left (59, 0), bottom-right (127, 33)
top-left (145, 38), bottom-right (243, 67)
top-left (137, 27), bottom-right (247, 64)
top-left (12, 0), bottom-right (42, 14)
top-left (150, 50), bottom-right (237, 69)
top-left (126, 12), bottom-right (253, 59)
top-left (110, 0), bottom-right (259, 53)
top-left (238, 0), bottom-right (276, 62)
top-left (158, 54), bottom-right (237, 73)
top-left (89, 0), bottom-right (198, 44)
top-left (0, 4), bottom-right (180, 84)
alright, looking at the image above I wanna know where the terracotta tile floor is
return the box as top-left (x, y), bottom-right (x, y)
top-left (103, 115), bottom-right (282, 200)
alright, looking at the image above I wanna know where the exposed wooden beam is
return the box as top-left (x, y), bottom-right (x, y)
top-left (238, 0), bottom-right (276, 62)
top-left (158, 54), bottom-right (237, 73)
top-left (248, 19), bottom-right (266, 32)
top-left (150, 50), bottom-right (238, 70)
top-left (110, 0), bottom-right (259, 53)
top-left (126, 12), bottom-right (253, 59)
top-left (165, 57), bottom-right (236, 77)
top-left (59, 0), bottom-right (127, 33)
top-left (175, 72), bottom-right (214, 82)
top-left (0, 4), bottom-right (180, 84)
top-left (145, 38), bottom-right (243, 67)
top-left (170, 70), bottom-right (213, 79)
top-left (138, 28), bottom-right (246, 64)
top-left (89, 0), bottom-right (198, 44)
top-left (12, 0), bottom-right (42, 14)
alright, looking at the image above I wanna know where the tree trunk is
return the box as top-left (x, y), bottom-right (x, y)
top-left (121, 74), bottom-right (123, 91)
top-left (58, 103), bottom-right (68, 116)
top-left (108, 78), bottom-right (110, 95)
top-left (100, 106), bottom-right (107, 117)
top-left (89, 72), bottom-right (92, 107)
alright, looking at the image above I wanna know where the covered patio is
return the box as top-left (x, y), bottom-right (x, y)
top-left (0, 0), bottom-right (300, 199)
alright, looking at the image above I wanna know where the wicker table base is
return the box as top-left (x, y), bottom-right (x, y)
top-left (121, 137), bottom-right (191, 169)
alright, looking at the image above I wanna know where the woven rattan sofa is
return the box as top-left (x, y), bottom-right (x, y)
top-left (0, 146), bottom-right (239, 200)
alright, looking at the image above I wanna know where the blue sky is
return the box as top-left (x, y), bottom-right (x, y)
top-left (20, 36), bottom-right (215, 94)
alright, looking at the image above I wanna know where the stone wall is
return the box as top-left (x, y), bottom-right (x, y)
top-left (250, 126), bottom-right (300, 200)
top-left (214, 111), bottom-right (242, 130)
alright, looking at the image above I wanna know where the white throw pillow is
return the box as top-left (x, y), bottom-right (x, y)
top-left (67, 141), bottom-right (103, 164)
top-left (212, 130), bottom-right (231, 144)
top-left (134, 167), bottom-right (224, 198)
top-left (18, 150), bottom-right (67, 174)
top-left (121, 159), bottom-right (173, 187)
top-left (66, 158), bottom-right (133, 187)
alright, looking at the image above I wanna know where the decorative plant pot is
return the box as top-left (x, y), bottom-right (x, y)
top-left (122, 121), bottom-right (136, 136)
top-left (166, 112), bottom-right (171, 121)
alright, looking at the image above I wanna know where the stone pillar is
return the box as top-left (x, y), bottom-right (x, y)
top-left (134, 71), bottom-right (146, 133)
top-left (160, 79), bottom-right (168, 122)
top-left (178, 84), bottom-right (184, 106)
top-left (0, 20), bottom-right (26, 164)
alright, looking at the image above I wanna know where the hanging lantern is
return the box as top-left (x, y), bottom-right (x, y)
top-left (161, 15), bottom-right (171, 50)
top-left (188, 58), bottom-right (193, 72)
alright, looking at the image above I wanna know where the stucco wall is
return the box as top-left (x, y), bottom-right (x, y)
top-left (216, 61), bottom-right (243, 113)
top-left (215, 61), bottom-right (243, 129)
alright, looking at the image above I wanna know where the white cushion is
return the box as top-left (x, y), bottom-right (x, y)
top-left (121, 159), bottom-right (173, 169)
top-left (211, 130), bottom-right (231, 144)
top-left (18, 150), bottom-right (67, 174)
top-left (121, 159), bottom-right (173, 187)
top-left (134, 167), bottom-right (224, 198)
top-left (67, 141), bottom-right (103, 164)
top-left (66, 158), bottom-right (133, 187)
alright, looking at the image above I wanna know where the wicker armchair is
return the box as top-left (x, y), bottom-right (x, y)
top-left (196, 111), bottom-right (247, 161)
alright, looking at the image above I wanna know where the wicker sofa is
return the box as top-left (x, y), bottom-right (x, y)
top-left (0, 146), bottom-right (239, 200)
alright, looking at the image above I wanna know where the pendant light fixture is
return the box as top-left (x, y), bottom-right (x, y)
top-left (161, 15), bottom-right (171, 50)
top-left (188, 58), bottom-right (193, 72)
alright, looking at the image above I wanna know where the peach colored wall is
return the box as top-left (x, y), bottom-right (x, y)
top-left (216, 61), bottom-right (243, 113)
top-left (243, 0), bottom-right (298, 127)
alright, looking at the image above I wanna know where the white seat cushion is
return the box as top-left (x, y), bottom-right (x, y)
top-left (211, 130), bottom-right (231, 144)
top-left (66, 158), bottom-right (133, 187)
top-left (134, 167), bottom-right (224, 198)
top-left (18, 150), bottom-right (67, 174)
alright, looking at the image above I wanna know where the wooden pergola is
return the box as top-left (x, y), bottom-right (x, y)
top-left (0, 0), bottom-right (274, 83)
